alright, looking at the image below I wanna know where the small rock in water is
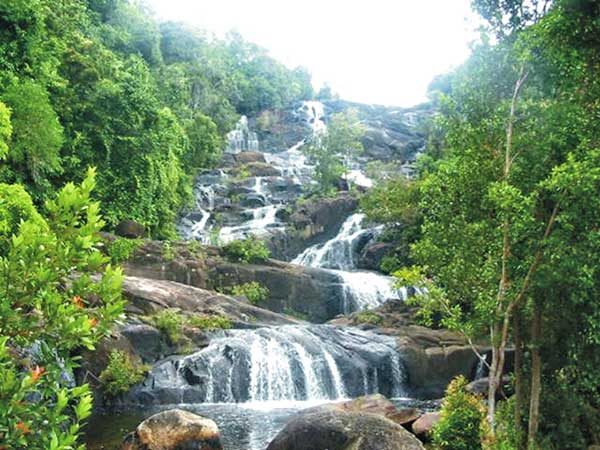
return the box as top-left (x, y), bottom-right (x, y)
top-left (121, 409), bottom-right (222, 450)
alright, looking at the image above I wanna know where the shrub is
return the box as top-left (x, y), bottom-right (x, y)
top-left (108, 237), bottom-right (142, 263)
top-left (188, 239), bottom-right (205, 259)
top-left (223, 238), bottom-right (270, 263)
top-left (354, 310), bottom-right (383, 325)
top-left (162, 240), bottom-right (175, 261)
top-left (188, 314), bottom-right (232, 330)
top-left (486, 398), bottom-right (520, 450)
top-left (99, 350), bottom-right (149, 397)
top-left (152, 309), bottom-right (184, 344)
top-left (227, 281), bottom-right (270, 305)
top-left (0, 169), bottom-right (124, 448)
top-left (432, 376), bottom-right (487, 450)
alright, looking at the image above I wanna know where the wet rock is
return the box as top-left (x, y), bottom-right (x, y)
top-left (358, 242), bottom-right (394, 271)
top-left (233, 151), bottom-right (266, 164)
top-left (411, 412), bottom-right (441, 441)
top-left (466, 375), bottom-right (512, 399)
top-left (269, 193), bottom-right (359, 260)
top-left (121, 409), bottom-right (222, 450)
top-left (239, 162), bottom-right (280, 177)
top-left (115, 220), bottom-right (145, 238)
top-left (240, 193), bottom-right (267, 208)
top-left (301, 394), bottom-right (422, 427)
top-left (400, 341), bottom-right (478, 398)
top-left (208, 260), bottom-right (346, 322)
top-left (266, 409), bottom-right (425, 450)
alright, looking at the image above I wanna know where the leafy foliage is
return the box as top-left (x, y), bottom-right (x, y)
top-left (151, 309), bottom-right (184, 345)
top-left (303, 109), bottom-right (365, 193)
top-left (0, 0), bottom-right (314, 238)
top-left (226, 282), bottom-right (270, 305)
top-left (107, 237), bottom-right (142, 264)
top-left (353, 310), bottom-right (382, 326)
top-left (223, 238), bottom-right (270, 263)
top-left (99, 350), bottom-right (149, 397)
top-left (188, 314), bottom-right (233, 330)
top-left (0, 169), bottom-right (124, 449)
top-left (432, 376), bottom-right (487, 450)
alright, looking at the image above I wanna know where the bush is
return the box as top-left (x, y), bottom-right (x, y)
top-left (99, 350), bottom-right (149, 397)
top-left (188, 314), bottom-right (232, 330)
top-left (162, 240), bottom-right (176, 261)
top-left (432, 376), bottom-right (487, 450)
top-left (108, 237), bottom-right (142, 263)
top-left (223, 238), bottom-right (270, 263)
top-left (152, 309), bottom-right (184, 344)
top-left (354, 310), bottom-right (383, 325)
top-left (0, 169), bottom-right (124, 448)
top-left (227, 282), bottom-right (270, 305)
top-left (485, 398), bottom-right (521, 450)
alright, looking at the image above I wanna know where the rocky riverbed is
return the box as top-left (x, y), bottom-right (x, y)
top-left (83, 100), bottom-right (486, 449)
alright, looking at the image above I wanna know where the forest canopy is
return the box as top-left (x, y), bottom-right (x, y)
top-left (0, 0), bottom-right (313, 238)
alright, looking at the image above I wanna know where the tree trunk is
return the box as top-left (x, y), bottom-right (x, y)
top-left (527, 302), bottom-right (542, 449)
top-left (514, 311), bottom-right (525, 449)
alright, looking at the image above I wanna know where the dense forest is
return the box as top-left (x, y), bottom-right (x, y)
top-left (0, 0), bottom-right (313, 237)
top-left (362, 0), bottom-right (600, 448)
top-left (1, 0), bottom-right (599, 450)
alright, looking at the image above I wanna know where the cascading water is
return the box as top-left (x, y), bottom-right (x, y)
top-left (133, 325), bottom-right (408, 405)
top-left (293, 214), bottom-right (406, 312)
top-left (226, 116), bottom-right (259, 153)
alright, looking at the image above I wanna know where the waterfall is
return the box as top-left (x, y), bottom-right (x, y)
top-left (292, 214), bottom-right (407, 312)
top-left (137, 325), bottom-right (408, 404)
top-left (226, 116), bottom-right (259, 153)
top-left (292, 214), bottom-right (368, 269)
top-left (301, 100), bottom-right (327, 134)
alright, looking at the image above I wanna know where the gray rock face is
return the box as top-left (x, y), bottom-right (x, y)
top-left (120, 325), bottom-right (407, 406)
top-left (207, 260), bottom-right (346, 322)
top-left (121, 409), bottom-right (222, 450)
top-left (411, 412), bottom-right (441, 441)
top-left (358, 242), bottom-right (394, 271)
top-left (122, 276), bottom-right (301, 328)
top-left (269, 193), bottom-right (359, 261)
top-left (266, 410), bottom-right (426, 450)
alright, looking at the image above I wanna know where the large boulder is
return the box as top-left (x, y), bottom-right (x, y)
top-left (266, 409), bottom-right (425, 450)
top-left (121, 276), bottom-right (301, 327)
top-left (411, 412), bottom-right (441, 441)
top-left (116, 237), bottom-right (349, 322)
top-left (358, 242), bottom-right (394, 271)
top-left (115, 220), bottom-right (145, 238)
top-left (121, 409), bottom-right (222, 450)
top-left (301, 394), bottom-right (422, 428)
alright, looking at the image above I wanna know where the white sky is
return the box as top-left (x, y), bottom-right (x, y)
top-left (146, 0), bottom-right (480, 107)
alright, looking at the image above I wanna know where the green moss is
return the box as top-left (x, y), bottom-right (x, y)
top-left (99, 350), bottom-right (149, 397)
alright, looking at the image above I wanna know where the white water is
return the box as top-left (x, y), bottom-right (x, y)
top-left (226, 116), bottom-right (259, 153)
top-left (292, 214), bottom-right (405, 312)
top-left (146, 325), bottom-right (407, 404)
